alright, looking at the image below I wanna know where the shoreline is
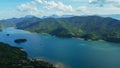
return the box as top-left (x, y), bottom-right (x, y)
top-left (35, 32), bottom-right (120, 44)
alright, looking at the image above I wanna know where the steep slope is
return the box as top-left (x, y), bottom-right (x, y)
top-left (0, 15), bottom-right (117, 43)
top-left (15, 15), bottom-right (120, 43)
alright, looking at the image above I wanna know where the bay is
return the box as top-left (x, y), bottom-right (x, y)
top-left (0, 27), bottom-right (120, 68)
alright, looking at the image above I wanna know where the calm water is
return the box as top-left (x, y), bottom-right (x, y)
top-left (0, 27), bottom-right (120, 68)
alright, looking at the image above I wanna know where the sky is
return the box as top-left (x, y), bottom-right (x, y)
top-left (0, 0), bottom-right (120, 19)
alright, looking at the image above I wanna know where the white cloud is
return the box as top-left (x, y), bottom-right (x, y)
top-left (44, 1), bottom-right (58, 9)
top-left (34, 0), bottom-right (74, 12)
top-left (89, 0), bottom-right (120, 8)
top-left (78, 5), bottom-right (120, 15)
top-left (89, 0), bottom-right (106, 7)
top-left (77, 6), bottom-right (87, 11)
top-left (17, 0), bottom-right (75, 16)
top-left (56, 11), bottom-right (64, 15)
top-left (89, 0), bottom-right (98, 3)
top-left (76, 6), bottom-right (92, 15)
top-left (17, 0), bottom-right (120, 16)
top-left (108, 0), bottom-right (120, 7)
top-left (17, 1), bottom-right (41, 15)
top-left (46, 1), bottom-right (74, 12)
top-left (35, 0), bottom-right (43, 4)
top-left (56, 2), bottom-right (74, 12)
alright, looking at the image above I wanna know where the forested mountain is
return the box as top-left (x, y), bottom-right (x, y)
top-left (14, 15), bottom-right (120, 43)
top-left (1, 15), bottom-right (120, 43)
top-left (0, 15), bottom-right (41, 30)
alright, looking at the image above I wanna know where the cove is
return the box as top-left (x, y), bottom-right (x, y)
top-left (0, 27), bottom-right (120, 68)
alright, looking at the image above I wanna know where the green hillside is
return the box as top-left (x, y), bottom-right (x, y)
top-left (0, 42), bottom-right (55, 68)
top-left (15, 16), bottom-right (120, 43)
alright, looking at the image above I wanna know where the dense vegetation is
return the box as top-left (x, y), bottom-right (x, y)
top-left (14, 15), bottom-right (120, 43)
top-left (14, 39), bottom-right (27, 43)
top-left (0, 42), bottom-right (55, 68)
top-left (1, 15), bottom-right (120, 43)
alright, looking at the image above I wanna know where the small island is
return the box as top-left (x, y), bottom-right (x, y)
top-left (14, 39), bottom-right (27, 43)
top-left (6, 34), bottom-right (10, 36)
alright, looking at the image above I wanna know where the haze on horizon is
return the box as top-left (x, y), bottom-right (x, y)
top-left (0, 0), bottom-right (120, 19)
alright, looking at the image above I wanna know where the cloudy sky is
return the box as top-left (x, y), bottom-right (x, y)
top-left (0, 0), bottom-right (120, 19)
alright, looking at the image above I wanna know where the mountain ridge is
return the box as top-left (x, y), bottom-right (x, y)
top-left (0, 15), bottom-right (120, 43)
top-left (15, 15), bottom-right (120, 43)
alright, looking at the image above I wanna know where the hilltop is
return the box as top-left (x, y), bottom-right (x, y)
top-left (0, 15), bottom-right (120, 43)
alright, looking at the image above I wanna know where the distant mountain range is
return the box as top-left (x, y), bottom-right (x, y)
top-left (0, 14), bottom-right (120, 24)
top-left (0, 15), bottom-right (40, 24)
top-left (44, 14), bottom-right (120, 20)
top-left (0, 14), bottom-right (120, 43)
top-left (42, 14), bottom-right (74, 18)
top-left (101, 14), bottom-right (120, 20)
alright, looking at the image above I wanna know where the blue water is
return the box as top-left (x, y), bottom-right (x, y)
top-left (1, 27), bottom-right (120, 68)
